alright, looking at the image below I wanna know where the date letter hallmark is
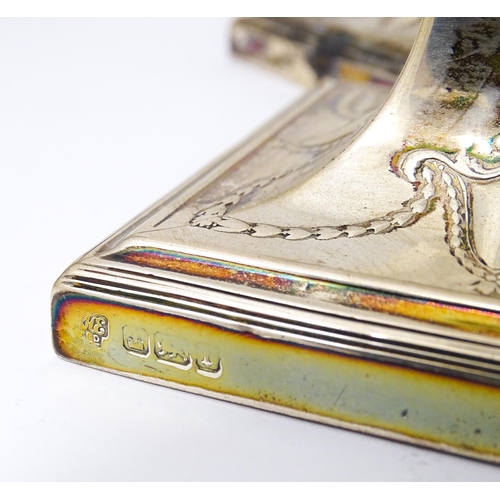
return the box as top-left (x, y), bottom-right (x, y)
top-left (122, 326), bottom-right (150, 358)
top-left (194, 343), bottom-right (223, 379)
top-left (78, 314), bottom-right (109, 348)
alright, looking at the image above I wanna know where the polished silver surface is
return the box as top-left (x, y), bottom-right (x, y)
top-left (51, 17), bottom-right (500, 464)
top-left (7, 16), bottom-right (500, 482)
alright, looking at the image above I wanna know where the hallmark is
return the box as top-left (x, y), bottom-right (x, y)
top-left (122, 326), bottom-right (150, 358)
top-left (154, 332), bottom-right (192, 370)
top-left (78, 314), bottom-right (109, 348)
top-left (120, 327), bottom-right (223, 378)
top-left (194, 342), bottom-right (223, 378)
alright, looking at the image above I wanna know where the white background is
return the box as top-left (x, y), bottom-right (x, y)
top-left (1, 17), bottom-right (500, 481)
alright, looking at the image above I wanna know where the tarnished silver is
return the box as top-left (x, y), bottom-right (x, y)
top-left (52, 18), bottom-right (500, 463)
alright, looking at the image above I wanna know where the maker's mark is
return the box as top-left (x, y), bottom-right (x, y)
top-left (79, 314), bottom-right (109, 348)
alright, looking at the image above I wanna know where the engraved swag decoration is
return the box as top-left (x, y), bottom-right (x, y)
top-left (181, 18), bottom-right (500, 297)
top-left (189, 140), bottom-right (500, 296)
